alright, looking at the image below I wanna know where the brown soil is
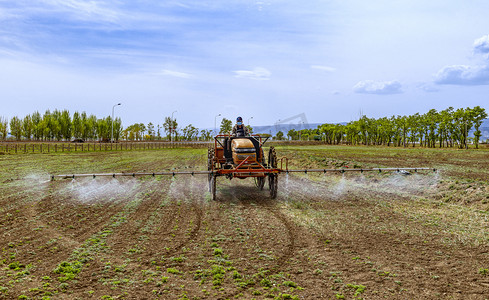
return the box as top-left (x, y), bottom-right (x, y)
top-left (1, 150), bottom-right (489, 300)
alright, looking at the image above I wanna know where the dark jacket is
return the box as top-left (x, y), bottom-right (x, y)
top-left (232, 124), bottom-right (249, 137)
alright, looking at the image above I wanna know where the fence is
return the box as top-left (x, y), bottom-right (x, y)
top-left (0, 140), bottom-right (337, 155)
top-left (0, 142), bottom-right (212, 154)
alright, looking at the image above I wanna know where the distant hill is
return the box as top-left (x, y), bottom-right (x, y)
top-left (479, 119), bottom-right (489, 141)
top-left (253, 123), bottom-right (322, 136)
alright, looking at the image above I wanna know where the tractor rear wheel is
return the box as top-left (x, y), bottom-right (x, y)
top-left (207, 147), bottom-right (217, 201)
top-left (268, 147), bottom-right (278, 199)
top-left (269, 174), bottom-right (277, 199)
top-left (207, 147), bottom-right (214, 192)
top-left (268, 146), bottom-right (277, 168)
top-left (210, 174), bottom-right (217, 201)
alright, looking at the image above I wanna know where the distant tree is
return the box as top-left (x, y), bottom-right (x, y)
top-left (22, 115), bottom-right (33, 140)
top-left (123, 122), bottom-right (146, 141)
top-left (453, 108), bottom-right (472, 149)
top-left (220, 118), bottom-right (232, 134)
top-left (31, 111), bottom-right (42, 140)
top-left (287, 129), bottom-right (297, 140)
top-left (163, 116), bottom-right (178, 141)
top-left (59, 109), bottom-right (72, 140)
top-left (139, 123), bottom-right (146, 140)
top-left (157, 124), bottom-right (161, 140)
top-left (87, 114), bottom-right (98, 141)
top-left (123, 123), bottom-right (139, 141)
top-left (122, 124), bottom-right (137, 141)
top-left (113, 117), bottom-right (122, 141)
top-left (200, 129), bottom-right (213, 141)
top-left (470, 106), bottom-right (488, 149)
top-left (408, 113), bottom-right (420, 147)
top-left (40, 110), bottom-right (51, 140)
top-left (298, 129), bottom-right (309, 141)
top-left (72, 112), bottom-right (82, 139)
top-left (275, 131), bottom-right (284, 140)
top-left (9, 116), bottom-right (23, 140)
top-left (51, 109), bottom-right (63, 141)
top-left (96, 117), bottom-right (110, 141)
top-left (0, 117), bottom-right (8, 140)
top-left (246, 125), bottom-right (253, 135)
top-left (147, 122), bottom-right (155, 140)
top-left (182, 124), bottom-right (199, 140)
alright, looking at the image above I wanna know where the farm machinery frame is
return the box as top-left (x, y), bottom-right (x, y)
top-left (207, 134), bottom-right (282, 200)
top-left (51, 134), bottom-right (435, 200)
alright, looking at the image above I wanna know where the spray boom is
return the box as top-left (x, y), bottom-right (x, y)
top-left (51, 167), bottom-right (435, 181)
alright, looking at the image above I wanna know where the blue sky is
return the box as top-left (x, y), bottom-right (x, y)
top-left (1, 0), bottom-right (489, 129)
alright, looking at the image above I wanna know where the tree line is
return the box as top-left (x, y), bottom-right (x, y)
top-left (0, 110), bottom-right (122, 142)
top-left (0, 110), bottom-right (218, 142)
top-left (286, 106), bottom-right (487, 149)
top-left (2, 106), bottom-right (486, 148)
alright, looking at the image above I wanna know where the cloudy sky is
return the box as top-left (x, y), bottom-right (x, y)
top-left (1, 0), bottom-right (489, 128)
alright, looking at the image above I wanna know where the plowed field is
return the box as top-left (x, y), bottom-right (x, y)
top-left (1, 146), bottom-right (489, 299)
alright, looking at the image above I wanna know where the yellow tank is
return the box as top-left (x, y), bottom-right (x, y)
top-left (231, 138), bottom-right (256, 164)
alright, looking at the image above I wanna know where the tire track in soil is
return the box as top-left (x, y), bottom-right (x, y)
top-left (120, 178), bottom-right (184, 263)
top-left (104, 180), bottom-right (168, 258)
top-left (148, 157), bottom-right (206, 256)
top-left (216, 181), bottom-right (298, 300)
top-left (27, 178), bottom-right (138, 249)
top-left (1, 180), bottom-right (90, 253)
top-left (265, 206), bottom-right (297, 270)
top-left (105, 176), bottom-right (202, 266)
top-left (281, 174), bottom-right (489, 298)
top-left (32, 179), bottom-right (133, 242)
top-left (230, 182), bottom-right (298, 271)
top-left (0, 184), bottom-right (49, 247)
top-left (220, 180), bottom-right (299, 273)
top-left (135, 193), bottom-right (180, 262)
top-left (0, 184), bottom-right (47, 212)
top-left (1, 179), bottom-right (141, 297)
top-left (67, 179), bottom-right (164, 294)
top-left (159, 177), bottom-right (203, 258)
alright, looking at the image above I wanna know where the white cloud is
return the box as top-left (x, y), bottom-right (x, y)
top-left (233, 67), bottom-right (271, 80)
top-left (311, 65), bottom-right (336, 72)
top-left (156, 69), bottom-right (193, 79)
top-left (434, 65), bottom-right (489, 85)
top-left (353, 80), bottom-right (402, 95)
top-left (474, 34), bottom-right (489, 55)
top-left (416, 82), bottom-right (439, 93)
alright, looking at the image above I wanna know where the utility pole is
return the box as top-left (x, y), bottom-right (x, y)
top-left (111, 103), bottom-right (121, 143)
top-left (171, 110), bottom-right (177, 143)
top-left (215, 114), bottom-right (221, 135)
top-left (248, 116), bottom-right (253, 125)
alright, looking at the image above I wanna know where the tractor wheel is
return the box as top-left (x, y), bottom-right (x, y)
top-left (207, 147), bottom-right (214, 192)
top-left (268, 146), bottom-right (277, 168)
top-left (255, 177), bottom-right (265, 190)
top-left (269, 174), bottom-right (278, 199)
top-left (210, 174), bottom-right (217, 201)
top-left (268, 147), bottom-right (278, 199)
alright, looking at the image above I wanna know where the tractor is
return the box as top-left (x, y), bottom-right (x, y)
top-left (207, 134), bottom-right (279, 200)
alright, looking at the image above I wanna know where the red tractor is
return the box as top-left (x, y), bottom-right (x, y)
top-left (207, 134), bottom-right (279, 200)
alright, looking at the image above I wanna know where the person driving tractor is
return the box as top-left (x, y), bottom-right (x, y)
top-left (232, 116), bottom-right (249, 137)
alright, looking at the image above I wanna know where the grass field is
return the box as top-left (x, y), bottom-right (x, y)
top-left (1, 146), bottom-right (488, 299)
